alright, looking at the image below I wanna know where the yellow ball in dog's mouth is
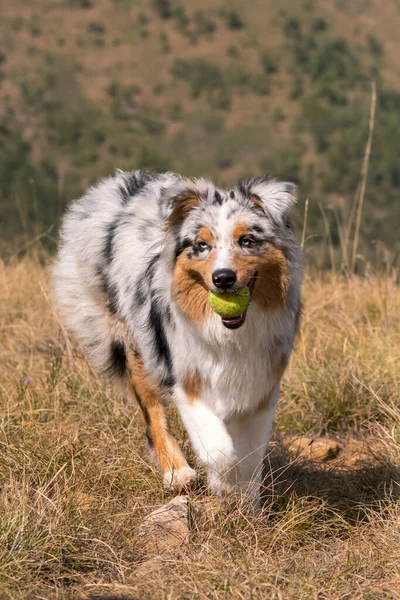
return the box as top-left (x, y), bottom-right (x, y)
top-left (208, 287), bottom-right (251, 318)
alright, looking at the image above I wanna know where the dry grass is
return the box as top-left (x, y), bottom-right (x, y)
top-left (1, 256), bottom-right (400, 599)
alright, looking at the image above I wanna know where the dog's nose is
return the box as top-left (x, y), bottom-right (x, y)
top-left (212, 268), bottom-right (237, 290)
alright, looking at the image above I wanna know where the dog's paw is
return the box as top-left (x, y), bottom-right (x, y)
top-left (163, 466), bottom-right (197, 491)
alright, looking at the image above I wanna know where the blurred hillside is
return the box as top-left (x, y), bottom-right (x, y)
top-left (1, 0), bottom-right (399, 268)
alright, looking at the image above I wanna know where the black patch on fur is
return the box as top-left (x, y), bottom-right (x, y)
top-left (104, 220), bottom-right (119, 264)
top-left (174, 236), bottom-right (192, 261)
top-left (249, 224), bottom-right (265, 235)
top-left (97, 267), bottom-right (119, 315)
top-left (108, 340), bottom-right (127, 378)
top-left (118, 170), bottom-right (157, 204)
top-left (134, 388), bottom-right (151, 426)
top-left (165, 305), bottom-right (172, 324)
top-left (105, 281), bottom-right (119, 315)
top-left (145, 253), bottom-right (160, 284)
top-left (148, 300), bottom-right (174, 387)
top-left (213, 190), bottom-right (223, 205)
top-left (146, 430), bottom-right (154, 449)
top-left (284, 183), bottom-right (295, 195)
top-left (229, 190), bottom-right (235, 199)
top-left (227, 207), bottom-right (238, 220)
top-left (135, 278), bottom-right (147, 307)
top-left (162, 371), bottom-right (175, 389)
top-left (134, 254), bottom-right (160, 308)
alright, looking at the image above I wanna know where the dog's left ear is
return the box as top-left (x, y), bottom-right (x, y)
top-left (161, 179), bottom-right (204, 229)
top-left (238, 177), bottom-right (297, 226)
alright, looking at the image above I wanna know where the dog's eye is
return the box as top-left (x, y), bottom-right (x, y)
top-left (239, 235), bottom-right (256, 249)
top-left (197, 240), bottom-right (209, 252)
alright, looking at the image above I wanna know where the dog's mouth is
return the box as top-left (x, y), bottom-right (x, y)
top-left (221, 273), bottom-right (257, 330)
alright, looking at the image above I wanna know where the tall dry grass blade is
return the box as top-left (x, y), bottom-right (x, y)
top-left (301, 198), bottom-right (309, 251)
top-left (332, 205), bottom-right (348, 270)
top-left (319, 202), bottom-right (335, 271)
top-left (351, 81), bottom-right (377, 273)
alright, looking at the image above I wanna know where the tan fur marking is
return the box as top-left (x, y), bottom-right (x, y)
top-left (126, 346), bottom-right (189, 476)
top-left (232, 222), bottom-right (249, 240)
top-left (167, 191), bottom-right (199, 228)
top-left (172, 252), bottom-right (214, 324)
top-left (182, 371), bottom-right (202, 403)
top-left (232, 245), bottom-right (288, 312)
top-left (198, 226), bottom-right (214, 246)
top-left (249, 194), bottom-right (266, 214)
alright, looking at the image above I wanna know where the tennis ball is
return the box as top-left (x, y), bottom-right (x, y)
top-left (208, 287), bottom-right (251, 318)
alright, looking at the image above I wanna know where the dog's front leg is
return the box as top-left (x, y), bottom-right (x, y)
top-left (174, 387), bottom-right (238, 497)
top-left (226, 384), bottom-right (280, 509)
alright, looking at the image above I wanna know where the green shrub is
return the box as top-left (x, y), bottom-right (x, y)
top-left (291, 34), bottom-right (317, 68)
top-left (215, 148), bottom-right (234, 169)
top-left (72, 148), bottom-right (98, 167)
top-left (226, 44), bottom-right (240, 59)
top-left (137, 12), bottom-right (150, 26)
top-left (224, 10), bottom-right (245, 29)
top-left (160, 31), bottom-right (171, 53)
top-left (208, 86), bottom-right (231, 110)
top-left (106, 81), bottom-right (120, 97)
top-left (272, 107), bottom-right (285, 123)
top-left (87, 21), bottom-right (105, 34)
top-left (30, 25), bottom-right (41, 37)
top-left (108, 140), bottom-right (133, 158)
top-left (260, 50), bottom-right (279, 74)
top-left (310, 37), bottom-right (360, 86)
top-left (137, 114), bottom-right (166, 135)
top-left (92, 128), bottom-right (106, 144)
top-left (312, 17), bottom-right (327, 32)
top-left (283, 17), bottom-right (301, 40)
top-left (166, 102), bottom-right (182, 121)
top-left (226, 65), bottom-right (250, 88)
top-left (260, 145), bottom-right (303, 183)
top-left (152, 83), bottom-right (164, 95)
top-left (290, 76), bottom-right (303, 99)
top-left (201, 115), bottom-right (224, 133)
top-left (193, 10), bottom-right (217, 36)
top-left (367, 34), bottom-right (383, 57)
top-left (136, 145), bottom-right (172, 171)
top-left (72, 0), bottom-right (93, 7)
top-left (172, 5), bottom-right (190, 30)
top-left (301, 96), bottom-right (334, 151)
top-left (250, 73), bottom-right (269, 96)
top-left (152, 0), bottom-right (172, 19)
top-left (171, 58), bottom-right (223, 98)
top-left (11, 17), bottom-right (24, 31)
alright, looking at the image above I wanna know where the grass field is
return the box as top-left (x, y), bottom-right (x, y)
top-left (1, 256), bottom-right (400, 599)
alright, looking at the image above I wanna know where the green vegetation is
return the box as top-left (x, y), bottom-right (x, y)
top-left (0, 0), bottom-right (399, 269)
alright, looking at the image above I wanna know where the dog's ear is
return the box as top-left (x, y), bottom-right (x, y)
top-left (237, 177), bottom-right (297, 226)
top-left (162, 179), bottom-right (204, 228)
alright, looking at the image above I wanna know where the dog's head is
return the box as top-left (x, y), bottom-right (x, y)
top-left (163, 176), bottom-right (300, 330)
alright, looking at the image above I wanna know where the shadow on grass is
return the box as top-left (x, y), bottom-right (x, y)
top-left (262, 438), bottom-right (400, 523)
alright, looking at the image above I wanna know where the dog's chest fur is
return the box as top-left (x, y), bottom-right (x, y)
top-left (169, 302), bottom-right (294, 418)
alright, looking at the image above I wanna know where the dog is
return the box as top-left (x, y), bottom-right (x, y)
top-left (52, 170), bottom-right (303, 506)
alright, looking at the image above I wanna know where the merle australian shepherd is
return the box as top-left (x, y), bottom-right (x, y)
top-left (52, 170), bottom-right (303, 507)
